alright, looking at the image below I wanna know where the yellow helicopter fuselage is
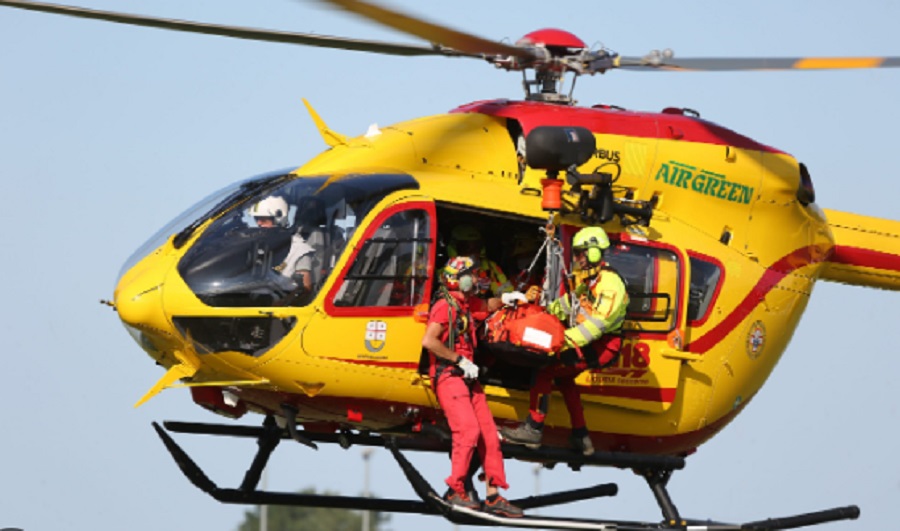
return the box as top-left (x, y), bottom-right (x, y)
top-left (114, 100), bottom-right (900, 456)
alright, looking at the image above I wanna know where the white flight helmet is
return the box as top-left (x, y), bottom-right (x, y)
top-left (249, 196), bottom-right (289, 227)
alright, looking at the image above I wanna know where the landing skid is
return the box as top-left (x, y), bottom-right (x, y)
top-left (153, 419), bottom-right (860, 530)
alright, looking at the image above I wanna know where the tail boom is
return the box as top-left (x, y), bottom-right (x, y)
top-left (821, 209), bottom-right (900, 290)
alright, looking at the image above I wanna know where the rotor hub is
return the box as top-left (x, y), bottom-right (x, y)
top-left (516, 28), bottom-right (587, 53)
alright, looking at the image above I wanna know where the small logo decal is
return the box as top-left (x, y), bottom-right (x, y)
top-left (364, 320), bottom-right (388, 353)
top-left (746, 320), bottom-right (766, 359)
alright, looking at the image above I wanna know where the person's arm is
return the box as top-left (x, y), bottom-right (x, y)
top-left (468, 295), bottom-right (501, 319)
top-left (297, 270), bottom-right (312, 291)
top-left (423, 321), bottom-right (479, 380)
top-left (488, 260), bottom-right (513, 295)
top-left (565, 273), bottom-right (628, 346)
top-left (591, 272), bottom-right (628, 331)
top-left (422, 322), bottom-right (460, 364)
top-left (292, 251), bottom-right (317, 291)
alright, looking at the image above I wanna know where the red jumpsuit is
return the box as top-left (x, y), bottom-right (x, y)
top-left (527, 335), bottom-right (621, 429)
top-left (428, 291), bottom-right (509, 494)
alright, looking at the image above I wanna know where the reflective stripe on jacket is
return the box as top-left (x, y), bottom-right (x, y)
top-left (548, 269), bottom-right (629, 348)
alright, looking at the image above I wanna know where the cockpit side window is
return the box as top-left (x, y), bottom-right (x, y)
top-left (333, 208), bottom-right (432, 308)
top-left (176, 173), bottom-right (418, 308)
top-left (604, 242), bottom-right (681, 333)
top-left (687, 254), bottom-right (723, 325)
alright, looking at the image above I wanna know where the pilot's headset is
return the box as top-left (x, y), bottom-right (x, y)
top-left (572, 226), bottom-right (611, 265)
top-left (249, 196), bottom-right (289, 227)
top-left (442, 256), bottom-right (477, 293)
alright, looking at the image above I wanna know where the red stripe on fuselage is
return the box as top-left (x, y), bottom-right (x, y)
top-left (320, 357), bottom-right (420, 370)
top-left (688, 246), bottom-right (823, 354)
top-left (829, 245), bottom-right (900, 272)
top-left (578, 385), bottom-right (677, 403)
top-left (452, 100), bottom-right (785, 154)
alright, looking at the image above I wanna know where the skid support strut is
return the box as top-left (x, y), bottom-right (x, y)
top-left (239, 415), bottom-right (281, 491)
top-left (638, 468), bottom-right (682, 528)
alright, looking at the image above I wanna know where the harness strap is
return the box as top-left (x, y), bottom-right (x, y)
top-left (432, 286), bottom-right (472, 389)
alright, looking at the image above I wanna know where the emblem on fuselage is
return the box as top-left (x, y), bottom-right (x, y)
top-left (746, 320), bottom-right (767, 359)
top-left (364, 320), bottom-right (388, 353)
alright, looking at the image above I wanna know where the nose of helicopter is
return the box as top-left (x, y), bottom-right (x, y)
top-left (116, 282), bottom-right (164, 330)
top-left (114, 264), bottom-right (172, 337)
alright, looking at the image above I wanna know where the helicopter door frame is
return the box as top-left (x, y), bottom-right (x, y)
top-left (323, 199), bottom-right (437, 317)
top-left (300, 199), bottom-right (437, 369)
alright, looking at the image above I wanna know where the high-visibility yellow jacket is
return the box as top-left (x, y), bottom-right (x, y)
top-left (474, 258), bottom-right (512, 296)
top-left (547, 268), bottom-right (629, 348)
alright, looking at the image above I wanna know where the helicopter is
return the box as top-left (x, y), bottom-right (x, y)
top-left (1, 0), bottom-right (899, 530)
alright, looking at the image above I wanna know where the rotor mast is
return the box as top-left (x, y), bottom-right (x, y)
top-left (488, 28), bottom-right (624, 105)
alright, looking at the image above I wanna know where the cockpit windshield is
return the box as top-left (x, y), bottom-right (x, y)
top-left (176, 172), bottom-right (418, 308)
top-left (118, 168), bottom-right (291, 281)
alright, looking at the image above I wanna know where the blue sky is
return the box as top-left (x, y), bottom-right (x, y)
top-left (0, 1), bottom-right (897, 530)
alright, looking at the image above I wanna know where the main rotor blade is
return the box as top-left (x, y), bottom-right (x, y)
top-left (0, 0), bottom-right (457, 57)
top-left (617, 55), bottom-right (900, 72)
top-left (318, 0), bottom-right (532, 59)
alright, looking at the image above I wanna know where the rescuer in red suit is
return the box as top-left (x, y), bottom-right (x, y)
top-left (421, 256), bottom-right (522, 517)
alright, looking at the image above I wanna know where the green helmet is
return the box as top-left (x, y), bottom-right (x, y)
top-left (451, 224), bottom-right (482, 242)
top-left (450, 224), bottom-right (484, 258)
top-left (572, 226), bottom-right (610, 264)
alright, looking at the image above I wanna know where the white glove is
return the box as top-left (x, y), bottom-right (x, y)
top-left (501, 291), bottom-right (528, 306)
top-left (457, 357), bottom-right (479, 380)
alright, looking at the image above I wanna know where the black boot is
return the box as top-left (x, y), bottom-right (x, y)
top-left (500, 416), bottom-right (544, 449)
top-left (569, 426), bottom-right (594, 456)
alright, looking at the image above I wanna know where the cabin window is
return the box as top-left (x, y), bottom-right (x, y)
top-left (333, 209), bottom-right (432, 307)
top-left (604, 242), bottom-right (681, 333)
top-left (687, 256), bottom-right (722, 324)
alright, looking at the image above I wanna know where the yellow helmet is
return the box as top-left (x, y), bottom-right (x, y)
top-left (572, 226), bottom-right (610, 264)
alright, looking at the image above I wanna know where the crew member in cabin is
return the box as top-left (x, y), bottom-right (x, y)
top-left (448, 224), bottom-right (513, 298)
top-left (500, 227), bottom-right (628, 455)
top-left (421, 256), bottom-right (522, 517)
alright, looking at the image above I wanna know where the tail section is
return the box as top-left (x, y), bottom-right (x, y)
top-left (821, 209), bottom-right (900, 290)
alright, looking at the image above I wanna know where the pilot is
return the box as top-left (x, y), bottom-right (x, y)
top-left (249, 195), bottom-right (316, 298)
top-left (249, 195), bottom-right (290, 229)
top-left (500, 226), bottom-right (628, 455)
top-left (421, 256), bottom-right (522, 517)
top-left (449, 224), bottom-right (512, 297)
